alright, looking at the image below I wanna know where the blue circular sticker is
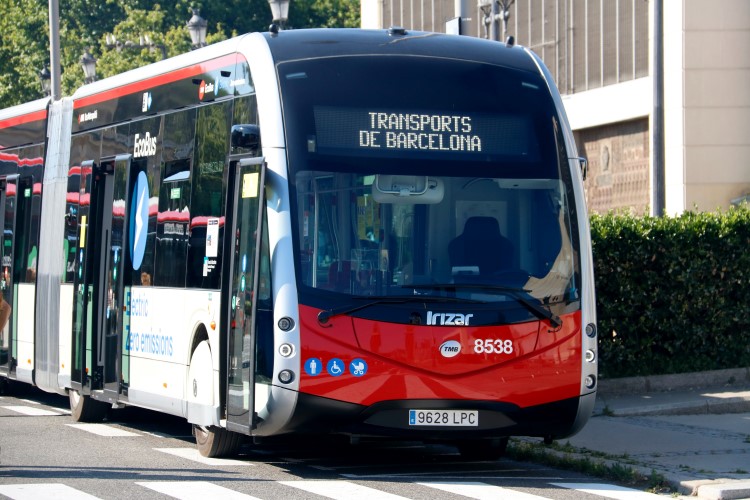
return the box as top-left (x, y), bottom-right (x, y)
top-left (304, 358), bottom-right (322, 376)
top-left (129, 171), bottom-right (149, 270)
top-left (326, 358), bottom-right (345, 377)
top-left (349, 358), bottom-right (368, 377)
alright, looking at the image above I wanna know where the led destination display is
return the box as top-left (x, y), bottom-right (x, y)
top-left (313, 106), bottom-right (539, 160)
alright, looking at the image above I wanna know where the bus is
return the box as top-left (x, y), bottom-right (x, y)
top-left (0, 28), bottom-right (597, 459)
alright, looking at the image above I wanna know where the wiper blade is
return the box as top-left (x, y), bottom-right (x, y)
top-left (406, 283), bottom-right (562, 328)
top-left (317, 294), bottom-right (482, 324)
top-left (318, 298), bottom-right (408, 324)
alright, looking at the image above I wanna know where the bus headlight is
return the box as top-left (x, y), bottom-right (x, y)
top-left (585, 374), bottom-right (596, 389)
top-left (279, 343), bottom-right (294, 357)
top-left (585, 349), bottom-right (596, 363)
top-left (278, 317), bottom-right (295, 332)
top-left (585, 323), bottom-right (597, 338)
top-left (278, 370), bottom-right (295, 384)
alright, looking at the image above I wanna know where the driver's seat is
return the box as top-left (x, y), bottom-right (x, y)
top-left (448, 216), bottom-right (514, 275)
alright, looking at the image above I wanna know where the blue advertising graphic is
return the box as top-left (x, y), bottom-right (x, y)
top-left (130, 171), bottom-right (149, 270)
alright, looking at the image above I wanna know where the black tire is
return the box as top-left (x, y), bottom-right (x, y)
top-left (457, 437), bottom-right (509, 460)
top-left (68, 388), bottom-right (109, 422)
top-left (193, 424), bottom-right (244, 458)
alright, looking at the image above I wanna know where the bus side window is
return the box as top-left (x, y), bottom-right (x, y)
top-left (186, 101), bottom-right (232, 289)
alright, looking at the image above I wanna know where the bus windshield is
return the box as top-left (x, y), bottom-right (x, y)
top-left (279, 55), bottom-right (580, 305)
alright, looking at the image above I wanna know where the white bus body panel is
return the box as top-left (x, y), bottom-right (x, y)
top-left (36, 97), bottom-right (73, 395)
top-left (125, 287), bottom-right (219, 420)
top-left (238, 33), bottom-right (302, 436)
top-left (15, 283), bottom-right (36, 383)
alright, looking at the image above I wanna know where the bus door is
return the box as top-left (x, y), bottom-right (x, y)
top-left (71, 158), bottom-right (120, 398)
top-left (0, 176), bottom-right (18, 375)
top-left (224, 157), bottom-right (266, 434)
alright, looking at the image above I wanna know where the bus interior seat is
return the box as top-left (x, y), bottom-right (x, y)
top-left (448, 216), bottom-right (514, 276)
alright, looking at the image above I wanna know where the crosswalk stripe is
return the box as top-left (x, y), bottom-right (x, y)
top-left (551, 483), bottom-right (664, 499)
top-left (2, 405), bottom-right (63, 416)
top-left (0, 483), bottom-right (102, 500)
top-left (137, 481), bottom-right (262, 500)
top-left (154, 447), bottom-right (254, 466)
top-left (419, 481), bottom-right (551, 500)
top-left (67, 423), bottom-right (141, 437)
top-left (279, 480), bottom-right (410, 499)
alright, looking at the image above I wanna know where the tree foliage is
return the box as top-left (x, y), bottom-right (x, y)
top-left (0, 0), bottom-right (361, 108)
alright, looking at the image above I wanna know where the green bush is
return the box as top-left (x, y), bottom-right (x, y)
top-left (590, 206), bottom-right (750, 378)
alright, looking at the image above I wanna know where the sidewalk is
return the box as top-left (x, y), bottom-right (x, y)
top-left (562, 368), bottom-right (750, 499)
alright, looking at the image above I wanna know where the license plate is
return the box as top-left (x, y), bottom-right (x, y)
top-left (408, 409), bottom-right (478, 427)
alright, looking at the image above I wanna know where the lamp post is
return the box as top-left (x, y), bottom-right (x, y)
top-left (268, 0), bottom-right (290, 28)
top-left (80, 50), bottom-right (97, 84)
top-left (187, 8), bottom-right (208, 49)
top-left (478, 0), bottom-right (514, 41)
top-left (38, 67), bottom-right (51, 96)
top-left (105, 33), bottom-right (167, 60)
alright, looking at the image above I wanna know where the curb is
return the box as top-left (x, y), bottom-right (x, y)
top-left (607, 394), bottom-right (750, 417)
top-left (598, 368), bottom-right (750, 396)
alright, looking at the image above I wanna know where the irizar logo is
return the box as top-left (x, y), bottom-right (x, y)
top-left (439, 340), bottom-right (461, 358)
top-left (427, 311), bottom-right (474, 326)
top-left (134, 132), bottom-right (157, 158)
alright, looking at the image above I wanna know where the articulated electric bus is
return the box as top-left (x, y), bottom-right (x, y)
top-left (0, 28), bottom-right (596, 459)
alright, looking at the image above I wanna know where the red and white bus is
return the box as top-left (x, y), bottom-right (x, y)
top-left (0, 28), bottom-right (596, 459)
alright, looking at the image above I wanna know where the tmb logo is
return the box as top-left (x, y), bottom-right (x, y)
top-left (439, 340), bottom-right (461, 358)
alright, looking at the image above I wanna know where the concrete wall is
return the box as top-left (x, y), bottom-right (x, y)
top-left (667, 0), bottom-right (750, 212)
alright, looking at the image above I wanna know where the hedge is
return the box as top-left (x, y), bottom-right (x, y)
top-left (589, 206), bottom-right (750, 379)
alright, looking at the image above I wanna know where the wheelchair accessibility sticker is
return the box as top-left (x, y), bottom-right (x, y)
top-left (326, 358), bottom-right (345, 377)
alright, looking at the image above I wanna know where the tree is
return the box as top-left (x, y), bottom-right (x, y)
top-left (0, 0), bottom-right (50, 108)
top-left (0, 0), bottom-right (362, 108)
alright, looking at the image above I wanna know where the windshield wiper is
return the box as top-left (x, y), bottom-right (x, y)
top-left (317, 294), bottom-right (482, 324)
top-left (405, 284), bottom-right (562, 328)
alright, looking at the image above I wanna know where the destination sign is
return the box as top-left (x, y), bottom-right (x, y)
top-left (312, 106), bottom-right (539, 160)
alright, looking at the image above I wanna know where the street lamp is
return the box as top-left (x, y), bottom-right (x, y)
top-left (105, 33), bottom-right (167, 60)
top-left (80, 50), bottom-right (97, 84)
top-left (38, 67), bottom-right (51, 96)
top-left (478, 0), bottom-right (514, 41)
top-left (268, 0), bottom-right (290, 27)
top-left (186, 8), bottom-right (208, 49)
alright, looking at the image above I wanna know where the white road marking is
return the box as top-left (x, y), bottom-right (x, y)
top-left (279, 480), bottom-right (410, 499)
top-left (0, 483), bottom-right (102, 500)
top-left (154, 447), bottom-right (254, 466)
top-left (66, 423), bottom-right (141, 437)
top-left (552, 483), bottom-right (665, 499)
top-left (420, 481), bottom-right (552, 499)
top-left (137, 481), bottom-right (262, 500)
top-left (2, 405), bottom-right (63, 416)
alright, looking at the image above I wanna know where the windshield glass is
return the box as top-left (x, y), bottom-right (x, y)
top-left (279, 55), bottom-right (580, 306)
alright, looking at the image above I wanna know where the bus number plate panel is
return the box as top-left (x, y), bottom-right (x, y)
top-left (408, 409), bottom-right (478, 426)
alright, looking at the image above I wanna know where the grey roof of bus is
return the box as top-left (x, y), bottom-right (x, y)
top-left (262, 28), bottom-right (540, 73)
top-left (68, 28), bottom-right (541, 103)
top-left (0, 97), bottom-right (50, 123)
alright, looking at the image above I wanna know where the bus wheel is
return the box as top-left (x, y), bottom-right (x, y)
top-left (457, 437), bottom-right (508, 460)
top-left (193, 424), bottom-right (243, 458)
top-left (68, 388), bottom-right (108, 422)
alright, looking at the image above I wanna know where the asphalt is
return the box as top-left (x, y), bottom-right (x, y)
top-left (545, 368), bottom-right (750, 499)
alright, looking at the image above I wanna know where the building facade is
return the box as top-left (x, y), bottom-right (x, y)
top-left (361, 0), bottom-right (750, 215)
